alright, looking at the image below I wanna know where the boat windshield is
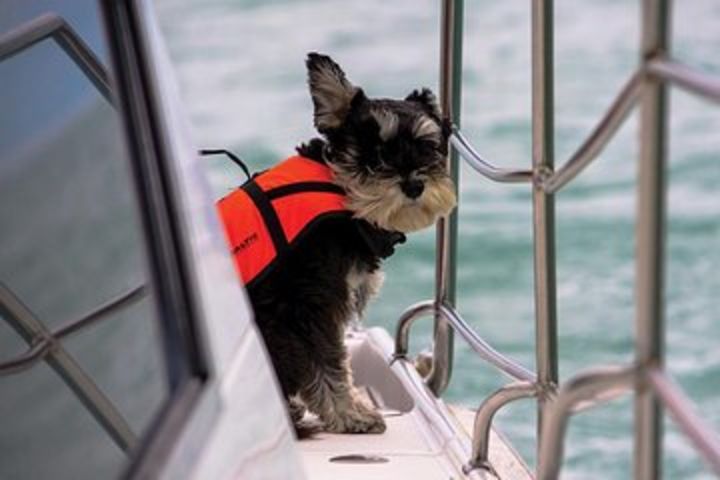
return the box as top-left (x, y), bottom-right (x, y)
top-left (0, 4), bottom-right (169, 479)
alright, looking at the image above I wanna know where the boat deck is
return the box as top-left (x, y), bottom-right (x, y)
top-left (297, 329), bottom-right (532, 479)
top-left (300, 410), bottom-right (458, 480)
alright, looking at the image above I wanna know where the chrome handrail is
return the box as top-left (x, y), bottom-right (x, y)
top-left (394, 300), bottom-right (536, 383)
top-left (0, 13), bottom-right (112, 103)
top-left (395, 0), bottom-right (720, 478)
top-left (540, 70), bottom-right (644, 194)
top-left (448, 65), bottom-right (643, 195)
top-left (450, 126), bottom-right (532, 183)
top-left (647, 58), bottom-right (720, 105)
top-left (537, 365), bottom-right (720, 479)
top-left (465, 381), bottom-right (539, 473)
top-left (634, 2), bottom-right (670, 477)
top-left (530, 0), bottom-right (560, 442)
top-left (647, 368), bottom-right (720, 476)
top-left (0, 282), bottom-right (139, 452)
top-left (0, 14), bottom-right (136, 453)
top-left (0, 284), bottom-right (148, 374)
top-left (0, 341), bottom-right (51, 375)
top-left (426, 0), bottom-right (464, 397)
top-left (536, 366), bottom-right (639, 479)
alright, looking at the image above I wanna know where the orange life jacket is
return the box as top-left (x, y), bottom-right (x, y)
top-left (217, 155), bottom-right (350, 287)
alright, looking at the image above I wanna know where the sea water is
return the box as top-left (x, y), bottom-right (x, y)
top-left (154, 0), bottom-right (720, 477)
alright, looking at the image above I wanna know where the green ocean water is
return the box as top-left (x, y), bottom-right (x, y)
top-left (155, 1), bottom-right (720, 477)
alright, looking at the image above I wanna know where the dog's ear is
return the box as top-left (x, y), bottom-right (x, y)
top-left (405, 88), bottom-right (441, 119)
top-left (306, 53), bottom-right (360, 133)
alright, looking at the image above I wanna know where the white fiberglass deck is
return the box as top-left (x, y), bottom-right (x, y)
top-left (300, 411), bottom-right (461, 480)
top-left (297, 329), bottom-right (532, 480)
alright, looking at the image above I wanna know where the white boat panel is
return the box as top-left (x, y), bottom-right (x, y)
top-left (161, 329), bottom-right (299, 480)
top-left (137, 4), bottom-right (304, 478)
top-left (300, 413), bottom-right (467, 480)
top-left (296, 328), bottom-right (533, 479)
top-left (139, 0), bottom-right (261, 377)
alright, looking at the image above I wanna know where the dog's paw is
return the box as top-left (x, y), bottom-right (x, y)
top-left (326, 403), bottom-right (386, 434)
top-left (294, 415), bottom-right (325, 439)
top-left (288, 396), bottom-right (307, 423)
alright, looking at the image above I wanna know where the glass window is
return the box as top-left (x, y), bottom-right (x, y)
top-left (0, 2), bottom-right (169, 479)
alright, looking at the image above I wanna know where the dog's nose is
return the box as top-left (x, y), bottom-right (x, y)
top-left (401, 179), bottom-right (424, 199)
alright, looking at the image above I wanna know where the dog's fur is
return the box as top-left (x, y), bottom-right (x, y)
top-left (247, 53), bottom-right (456, 436)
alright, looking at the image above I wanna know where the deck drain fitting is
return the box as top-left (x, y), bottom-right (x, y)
top-left (329, 454), bottom-right (389, 464)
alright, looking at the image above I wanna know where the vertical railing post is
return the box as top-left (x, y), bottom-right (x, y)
top-left (427, 0), bottom-right (463, 396)
top-left (531, 0), bottom-right (559, 450)
top-left (635, 1), bottom-right (671, 478)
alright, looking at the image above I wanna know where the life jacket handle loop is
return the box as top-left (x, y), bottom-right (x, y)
top-left (199, 148), bottom-right (251, 180)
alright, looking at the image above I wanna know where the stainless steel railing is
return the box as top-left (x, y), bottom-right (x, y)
top-left (450, 126), bottom-right (533, 183)
top-left (394, 0), bottom-right (720, 478)
top-left (538, 70), bottom-right (643, 194)
top-left (394, 301), bottom-right (536, 383)
top-left (0, 13), bottom-right (112, 104)
top-left (394, 0), bottom-right (560, 472)
top-left (0, 282), bottom-right (146, 452)
top-left (424, 0), bottom-right (463, 397)
top-left (0, 14), bottom-right (138, 453)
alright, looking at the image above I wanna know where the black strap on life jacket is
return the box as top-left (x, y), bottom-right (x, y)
top-left (206, 148), bottom-right (406, 261)
top-left (264, 181), bottom-right (345, 200)
top-left (242, 180), bottom-right (290, 257)
top-left (239, 178), bottom-right (348, 264)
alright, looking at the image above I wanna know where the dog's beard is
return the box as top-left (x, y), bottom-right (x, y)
top-left (332, 166), bottom-right (457, 233)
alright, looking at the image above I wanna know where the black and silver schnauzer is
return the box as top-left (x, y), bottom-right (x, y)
top-left (248, 53), bottom-right (456, 436)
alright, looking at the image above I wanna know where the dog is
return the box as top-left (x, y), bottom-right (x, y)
top-left (222, 53), bottom-right (456, 436)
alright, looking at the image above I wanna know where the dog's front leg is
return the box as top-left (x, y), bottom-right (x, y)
top-left (300, 353), bottom-right (386, 434)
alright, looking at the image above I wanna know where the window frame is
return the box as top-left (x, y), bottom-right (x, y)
top-left (0, 0), bottom-right (227, 475)
top-left (98, 0), bottom-right (213, 477)
top-left (0, 2), bottom-right (213, 472)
